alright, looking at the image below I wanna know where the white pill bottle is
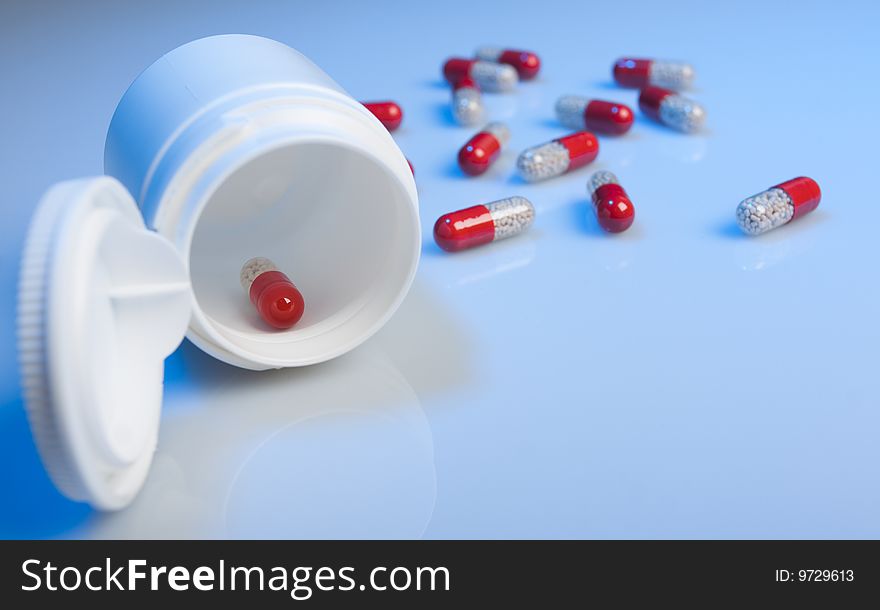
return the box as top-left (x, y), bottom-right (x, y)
top-left (18, 35), bottom-right (419, 509)
top-left (106, 34), bottom-right (420, 369)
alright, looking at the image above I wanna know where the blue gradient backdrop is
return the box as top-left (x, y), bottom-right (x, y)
top-left (1, 0), bottom-right (878, 538)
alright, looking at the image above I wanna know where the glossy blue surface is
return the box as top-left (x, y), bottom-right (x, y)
top-left (1, 0), bottom-right (878, 538)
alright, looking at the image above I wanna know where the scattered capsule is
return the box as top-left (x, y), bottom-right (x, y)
top-left (613, 58), bottom-right (695, 90)
top-left (240, 257), bottom-right (305, 330)
top-left (638, 86), bottom-right (706, 133)
top-left (434, 196), bottom-right (535, 252)
top-left (474, 46), bottom-right (541, 80)
top-left (451, 76), bottom-right (484, 126)
top-left (516, 131), bottom-right (599, 182)
top-left (555, 95), bottom-right (634, 136)
top-left (458, 122), bottom-right (510, 176)
top-left (443, 57), bottom-right (518, 92)
top-left (735, 177), bottom-right (821, 236)
top-left (362, 101), bottom-right (403, 131)
top-left (587, 171), bottom-right (635, 233)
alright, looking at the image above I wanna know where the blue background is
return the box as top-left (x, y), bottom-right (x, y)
top-left (1, 0), bottom-right (878, 538)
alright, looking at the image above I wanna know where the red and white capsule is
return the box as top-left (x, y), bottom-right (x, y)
top-left (587, 171), bottom-right (635, 233)
top-left (434, 196), bottom-right (535, 252)
top-left (555, 95), bottom-right (634, 136)
top-left (613, 58), bottom-right (694, 90)
top-left (443, 57), bottom-right (518, 92)
top-left (475, 46), bottom-right (541, 80)
top-left (362, 101), bottom-right (403, 131)
top-left (735, 177), bottom-right (821, 236)
top-left (458, 122), bottom-right (510, 176)
top-left (240, 257), bottom-right (305, 330)
top-left (516, 131), bottom-right (599, 182)
top-left (451, 76), bottom-right (484, 126)
top-left (639, 86), bottom-right (706, 133)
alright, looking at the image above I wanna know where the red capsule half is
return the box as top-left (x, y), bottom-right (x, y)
top-left (434, 205), bottom-right (496, 251)
top-left (458, 122), bottom-right (510, 176)
top-left (588, 171), bottom-right (635, 233)
top-left (558, 132), bottom-right (599, 171)
top-left (777, 176), bottom-right (821, 220)
top-left (613, 58), bottom-right (653, 87)
top-left (362, 101), bottom-right (403, 131)
top-left (585, 100), bottom-right (633, 135)
top-left (443, 58), bottom-right (473, 84)
top-left (475, 47), bottom-right (541, 79)
top-left (637, 86), bottom-right (670, 122)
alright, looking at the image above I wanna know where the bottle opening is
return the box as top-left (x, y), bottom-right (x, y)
top-left (187, 139), bottom-right (418, 366)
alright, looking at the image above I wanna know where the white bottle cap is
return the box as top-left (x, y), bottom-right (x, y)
top-left (17, 177), bottom-right (191, 509)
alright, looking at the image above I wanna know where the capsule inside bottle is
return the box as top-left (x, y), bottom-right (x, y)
top-left (240, 257), bottom-right (306, 329)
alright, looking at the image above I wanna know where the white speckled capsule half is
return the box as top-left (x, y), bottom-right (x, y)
top-left (240, 256), bottom-right (277, 292)
top-left (648, 60), bottom-right (695, 90)
top-left (470, 60), bottom-right (518, 92)
top-left (736, 189), bottom-right (793, 236)
top-left (517, 141), bottom-right (570, 181)
top-left (586, 170), bottom-right (619, 197)
top-left (486, 196), bottom-right (535, 241)
top-left (555, 95), bottom-right (591, 130)
top-left (452, 80), bottom-right (484, 126)
top-left (660, 94), bottom-right (706, 133)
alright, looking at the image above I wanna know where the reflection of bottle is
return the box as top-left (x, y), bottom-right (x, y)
top-left (71, 343), bottom-right (436, 539)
